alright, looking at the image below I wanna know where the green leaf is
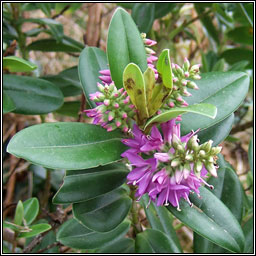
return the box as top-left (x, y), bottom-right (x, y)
top-left (3, 75), bottom-right (64, 115)
top-left (235, 3), bottom-right (253, 27)
top-left (145, 103), bottom-right (217, 130)
top-left (168, 187), bottom-right (245, 253)
top-left (57, 218), bottom-right (130, 249)
top-left (212, 58), bottom-right (225, 72)
top-left (42, 66), bottom-right (82, 97)
top-left (194, 4), bottom-right (219, 44)
top-left (36, 3), bottom-right (52, 17)
top-left (23, 198), bottom-right (39, 225)
top-left (135, 229), bottom-right (177, 253)
top-left (116, 3), bottom-right (135, 9)
top-left (3, 221), bottom-right (22, 232)
top-left (228, 60), bottom-right (250, 71)
top-left (221, 48), bottom-right (253, 69)
top-left (154, 3), bottom-right (176, 19)
top-left (227, 26), bottom-right (253, 45)
top-left (73, 188), bottom-right (131, 232)
top-left (197, 113), bottom-right (234, 146)
top-left (27, 36), bottom-right (84, 52)
top-left (180, 72), bottom-right (249, 135)
top-left (78, 47), bottom-right (108, 108)
top-left (27, 230), bottom-right (59, 253)
top-left (194, 167), bottom-right (244, 253)
top-left (7, 123), bottom-right (127, 170)
top-left (141, 195), bottom-right (182, 253)
top-left (14, 201), bottom-right (24, 226)
top-left (3, 91), bottom-right (16, 114)
top-left (96, 238), bottom-right (135, 253)
top-left (123, 63), bottom-right (149, 121)
top-left (55, 101), bottom-right (80, 118)
top-left (156, 49), bottom-right (173, 89)
top-left (21, 18), bottom-right (63, 42)
top-left (132, 3), bottom-right (155, 33)
top-left (107, 7), bottom-right (147, 88)
top-left (18, 223), bottom-right (51, 238)
top-left (53, 163), bottom-right (129, 204)
top-left (55, 3), bottom-right (82, 14)
top-left (242, 216), bottom-right (253, 253)
top-left (3, 56), bottom-right (37, 72)
top-left (248, 136), bottom-right (253, 175)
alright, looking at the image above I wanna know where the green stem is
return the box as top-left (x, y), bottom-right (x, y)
top-left (11, 3), bottom-right (28, 59)
top-left (174, 222), bottom-right (184, 230)
top-left (130, 186), bottom-right (142, 235)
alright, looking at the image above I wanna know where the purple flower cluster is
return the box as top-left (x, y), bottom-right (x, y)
top-left (122, 118), bottom-right (218, 210)
top-left (84, 84), bottom-right (135, 132)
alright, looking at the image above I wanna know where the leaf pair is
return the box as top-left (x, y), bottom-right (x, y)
top-left (123, 49), bottom-right (173, 126)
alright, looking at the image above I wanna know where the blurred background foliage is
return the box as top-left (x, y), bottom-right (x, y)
top-left (3, 3), bottom-right (253, 253)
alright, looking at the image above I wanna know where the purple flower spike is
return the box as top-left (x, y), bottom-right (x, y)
top-left (122, 118), bottom-right (220, 210)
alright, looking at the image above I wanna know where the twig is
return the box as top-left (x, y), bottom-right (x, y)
top-left (4, 158), bottom-right (22, 185)
top-left (77, 94), bottom-right (86, 122)
top-left (3, 40), bottom-right (17, 57)
top-left (130, 185), bottom-right (142, 235)
top-left (41, 169), bottom-right (52, 209)
top-left (35, 241), bottom-right (61, 253)
top-left (52, 5), bottom-right (70, 19)
top-left (230, 121), bottom-right (253, 134)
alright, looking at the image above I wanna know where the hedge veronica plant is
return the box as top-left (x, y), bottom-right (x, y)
top-left (7, 7), bottom-right (251, 253)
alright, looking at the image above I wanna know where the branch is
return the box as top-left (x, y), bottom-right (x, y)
top-left (230, 121), bottom-right (253, 134)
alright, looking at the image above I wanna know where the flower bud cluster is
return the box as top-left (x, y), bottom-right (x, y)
top-left (168, 134), bottom-right (221, 179)
top-left (141, 33), bottom-right (158, 80)
top-left (84, 83), bottom-right (136, 132)
top-left (162, 58), bottom-right (201, 109)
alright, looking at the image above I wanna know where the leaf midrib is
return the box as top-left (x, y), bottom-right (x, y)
top-left (17, 137), bottom-right (123, 149)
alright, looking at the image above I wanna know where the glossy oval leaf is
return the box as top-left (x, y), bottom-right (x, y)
top-left (221, 48), bottom-right (253, 69)
top-left (197, 113), bottom-right (234, 146)
top-left (123, 63), bottom-right (149, 121)
top-left (3, 91), bottom-right (16, 114)
top-left (27, 36), bottom-right (84, 52)
top-left (145, 103), bottom-right (217, 130)
top-left (14, 201), bottom-right (24, 226)
top-left (96, 238), bottom-right (135, 253)
top-left (3, 75), bottom-right (64, 115)
top-left (154, 3), bottom-right (176, 19)
top-left (18, 223), bottom-right (51, 238)
top-left (168, 187), bottom-right (245, 253)
top-left (73, 188), bottom-right (131, 232)
top-left (7, 123), bottom-right (127, 170)
top-left (156, 49), bottom-right (173, 89)
top-left (78, 47), bottom-right (108, 108)
top-left (194, 167), bottom-right (244, 253)
top-left (135, 229), bottom-right (177, 253)
top-left (55, 101), bottom-right (80, 118)
top-left (3, 56), bottom-right (37, 72)
top-left (42, 66), bottom-right (82, 97)
top-left (53, 163), bottom-right (129, 204)
top-left (141, 195), bottom-right (182, 253)
top-left (132, 3), bottom-right (155, 33)
top-left (107, 7), bottom-right (147, 88)
top-left (180, 71), bottom-right (249, 135)
top-left (242, 216), bottom-right (253, 253)
top-left (227, 26), bottom-right (253, 45)
top-left (23, 198), bottom-right (39, 225)
top-left (57, 218), bottom-right (130, 249)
